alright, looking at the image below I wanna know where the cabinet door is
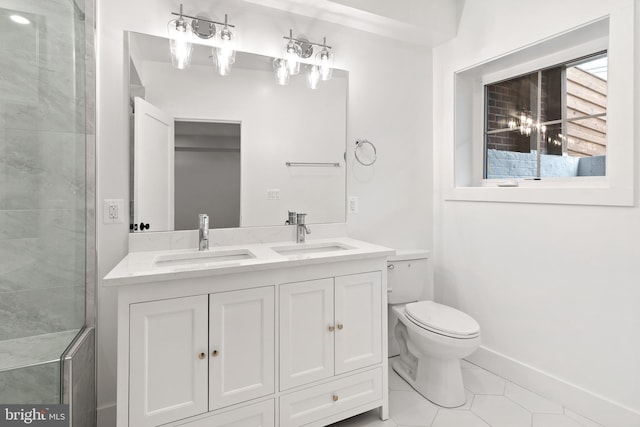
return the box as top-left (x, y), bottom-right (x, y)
top-left (334, 272), bottom-right (382, 375)
top-left (209, 287), bottom-right (275, 410)
top-left (279, 278), bottom-right (334, 390)
top-left (130, 295), bottom-right (209, 427)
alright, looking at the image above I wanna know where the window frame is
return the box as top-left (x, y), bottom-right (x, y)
top-left (448, 13), bottom-right (635, 207)
top-left (482, 50), bottom-right (608, 180)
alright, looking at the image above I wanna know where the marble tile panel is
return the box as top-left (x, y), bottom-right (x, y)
top-left (0, 209), bottom-right (39, 240)
top-left (0, 48), bottom-right (39, 104)
top-left (0, 8), bottom-right (39, 52)
top-left (0, 329), bottom-right (79, 371)
top-left (0, 285), bottom-right (85, 340)
top-left (0, 361), bottom-right (59, 404)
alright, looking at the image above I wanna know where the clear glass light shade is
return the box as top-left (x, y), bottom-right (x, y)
top-left (284, 40), bottom-right (301, 75)
top-left (273, 58), bottom-right (290, 86)
top-left (214, 27), bottom-right (236, 76)
top-left (316, 48), bottom-right (333, 81)
top-left (168, 18), bottom-right (193, 70)
top-left (307, 65), bottom-right (321, 90)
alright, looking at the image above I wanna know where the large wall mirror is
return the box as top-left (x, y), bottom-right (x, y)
top-left (126, 31), bottom-right (348, 232)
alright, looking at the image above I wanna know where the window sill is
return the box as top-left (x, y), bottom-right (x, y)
top-left (444, 181), bottom-right (634, 206)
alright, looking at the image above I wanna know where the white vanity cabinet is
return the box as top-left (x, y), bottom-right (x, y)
top-left (129, 295), bottom-right (209, 427)
top-left (279, 272), bottom-right (382, 390)
top-left (109, 239), bottom-right (392, 427)
top-left (209, 287), bottom-right (275, 410)
top-left (128, 287), bottom-right (275, 427)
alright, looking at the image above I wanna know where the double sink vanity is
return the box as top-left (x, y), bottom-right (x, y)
top-left (105, 232), bottom-right (393, 427)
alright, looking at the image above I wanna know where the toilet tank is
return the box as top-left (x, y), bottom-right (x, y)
top-left (387, 249), bottom-right (431, 304)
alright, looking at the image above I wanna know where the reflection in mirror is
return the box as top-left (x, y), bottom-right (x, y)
top-left (127, 32), bottom-right (348, 232)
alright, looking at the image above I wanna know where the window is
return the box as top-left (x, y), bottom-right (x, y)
top-left (484, 53), bottom-right (608, 180)
top-left (448, 12), bottom-right (636, 207)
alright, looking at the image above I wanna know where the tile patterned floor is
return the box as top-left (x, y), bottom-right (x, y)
top-left (330, 357), bottom-right (604, 427)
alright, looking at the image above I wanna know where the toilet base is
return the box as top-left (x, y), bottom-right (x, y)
top-left (393, 357), bottom-right (466, 408)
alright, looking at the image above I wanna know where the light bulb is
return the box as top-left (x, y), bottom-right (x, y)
top-left (214, 27), bottom-right (236, 76)
top-left (316, 48), bottom-right (333, 81)
top-left (273, 58), bottom-right (290, 85)
top-left (307, 65), bottom-right (321, 89)
top-left (284, 40), bottom-right (301, 75)
top-left (168, 18), bottom-right (193, 70)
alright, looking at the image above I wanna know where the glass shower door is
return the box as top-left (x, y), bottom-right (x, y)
top-left (0, 0), bottom-right (88, 405)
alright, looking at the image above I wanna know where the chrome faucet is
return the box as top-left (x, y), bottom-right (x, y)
top-left (286, 211), bottom-right (298, 225)
top-left (198, 214), bottom-right (209, 251)
top-left (296, 213), bottom-right (311, 243)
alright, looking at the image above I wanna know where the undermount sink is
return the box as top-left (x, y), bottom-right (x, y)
top-left (271, 242), bottom-right (354, 256)
top-left (154, 249), bottom-right (256, 267)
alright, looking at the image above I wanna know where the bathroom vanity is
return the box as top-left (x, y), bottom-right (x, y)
top-left (105, 237), bottom-right (392, 427)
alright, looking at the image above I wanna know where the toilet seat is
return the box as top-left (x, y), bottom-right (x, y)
top-left (405, 301), bottom-right (480, 339)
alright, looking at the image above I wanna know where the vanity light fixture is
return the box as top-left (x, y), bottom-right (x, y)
top-left (278, 30), bottom-right (334, 87)
top-left (169, 4), bottom-right (236, 73)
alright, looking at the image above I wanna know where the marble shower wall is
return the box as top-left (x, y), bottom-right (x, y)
top-left (0, 0), bottom-right (86, 341)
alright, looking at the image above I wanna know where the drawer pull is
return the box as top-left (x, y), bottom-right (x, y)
top-left (337, 323), bottom-right (344, 330)
top-left (328, 325), bottom-right (335, 332)
top-left (332, 394), bottom-right (339, 402)
top-left (212, 350), bottom-right (219, 357)
top-left (198, 352), bottom-right (206, 360)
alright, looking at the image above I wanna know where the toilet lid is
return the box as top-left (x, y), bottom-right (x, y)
top-left (405, 301), bottom-right (480, 338)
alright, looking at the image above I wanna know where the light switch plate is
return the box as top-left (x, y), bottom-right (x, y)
top-left (348, 196), bottom-right (359, 214)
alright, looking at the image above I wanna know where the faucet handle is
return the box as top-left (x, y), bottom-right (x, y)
top-left (296, 213), bottom-right (307, 224)
top-left (287, 211), bottom-right (297, 225)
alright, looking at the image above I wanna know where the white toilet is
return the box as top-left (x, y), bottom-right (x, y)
top-left (388, 250), bottom-right (480, 408)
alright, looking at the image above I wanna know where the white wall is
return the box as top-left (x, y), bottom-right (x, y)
top-left (433, 0), bottom-right (640, 425)
top-left (97, 0), bottom-right (432, 422)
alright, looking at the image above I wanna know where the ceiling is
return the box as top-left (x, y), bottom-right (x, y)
top-left (215, 0), bottom-right (463, 47)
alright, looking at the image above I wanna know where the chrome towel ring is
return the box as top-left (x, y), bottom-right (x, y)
top-left (355, 139), bottom-right (377, 166)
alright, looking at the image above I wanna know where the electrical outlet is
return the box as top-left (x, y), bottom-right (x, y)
top-left (267, 189), bottom-right (281, 200)
top-left (348, 196), bottom-right (359, 214)
top-left (103, 199), bottom-right (125, 224)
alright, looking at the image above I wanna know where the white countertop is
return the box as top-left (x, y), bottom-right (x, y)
top-left (104, 237), bottom-right (395, 286)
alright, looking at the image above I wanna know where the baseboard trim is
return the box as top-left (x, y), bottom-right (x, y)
top-left (97, 404), bottom-right (116, 427)
top-left (466, 346), bottom-right (640, 427)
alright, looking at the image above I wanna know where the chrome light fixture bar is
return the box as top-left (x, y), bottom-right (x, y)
top-left (170, 7), bottom-right (236, 38)
top-left (278, 29), bottom-right (334, 88)
top-left (169, 4), bottom-right (236, 75)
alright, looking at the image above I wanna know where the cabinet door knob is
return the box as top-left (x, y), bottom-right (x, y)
top-left (212, 350), bottom-right (219, 357)
top-left (332, 395), bottom-right (339, 402)
top-left (328, 325), bottom-right (335, 332)
top-left (198, 352), bottom-right (206, 360)
top-left (337, 323), bottom-right (344, 330)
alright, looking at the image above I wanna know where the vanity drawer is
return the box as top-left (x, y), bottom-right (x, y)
top-left (279, 368), bottom-right (382, 427)
top-left (177, 399), bottom-right (274, 427)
